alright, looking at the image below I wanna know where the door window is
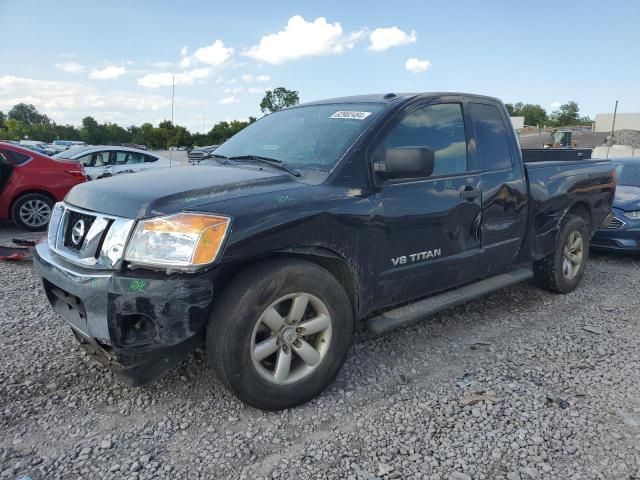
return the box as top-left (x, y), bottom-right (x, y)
top-left (376, 103), bottom-right (468, 177)
top-left (77, 152), bottom-right (108, 167)
top-left (144, 155), bottom-right (158, 163)
top-left (115, 151), bottom-right (145, 164)
top-left (470, 103), bottom-right (513, 171)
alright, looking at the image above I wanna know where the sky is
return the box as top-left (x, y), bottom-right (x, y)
top-left (1, 0), bottom-right (638, 133)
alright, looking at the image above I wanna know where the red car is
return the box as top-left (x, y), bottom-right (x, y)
top-left (0, 142), bottom-right (86, 231)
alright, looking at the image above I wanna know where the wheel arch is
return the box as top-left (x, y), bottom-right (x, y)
top-left (565, 201), bottom-right (592, 233)
top-left (215, 247), bottom-right (361, 322)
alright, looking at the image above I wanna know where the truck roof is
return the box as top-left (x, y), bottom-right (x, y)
top-left (299, 92), bottom-right (503, 107)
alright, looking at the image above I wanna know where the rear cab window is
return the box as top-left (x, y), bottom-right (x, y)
top-left (470, 103), bottom-right (513, 171)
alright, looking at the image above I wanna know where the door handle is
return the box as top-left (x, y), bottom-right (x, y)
top-left (460, 189), bottom-right (480, 201)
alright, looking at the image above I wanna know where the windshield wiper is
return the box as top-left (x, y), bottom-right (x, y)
top-left (228, 155), bottom-right (301, 177)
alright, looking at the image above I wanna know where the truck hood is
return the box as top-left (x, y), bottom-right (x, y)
top-left (613, 185), bottom-right (640, 212)
top-left (64, 165), bottom-right (301, 219)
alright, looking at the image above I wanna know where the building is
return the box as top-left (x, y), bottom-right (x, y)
top-left (594, 113), bottom-right (640, 132)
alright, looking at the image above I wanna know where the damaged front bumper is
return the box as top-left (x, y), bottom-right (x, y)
top-left (33, 242), bottom-right (215, 385)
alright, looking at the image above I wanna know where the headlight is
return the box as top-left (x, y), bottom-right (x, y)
top-left (124, 213), bottom-right (230, 269)
top-left (624, 211), bottom-right (640, 219)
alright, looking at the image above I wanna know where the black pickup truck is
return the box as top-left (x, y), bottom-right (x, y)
top-left (33, 93), bottom-right (615, 410)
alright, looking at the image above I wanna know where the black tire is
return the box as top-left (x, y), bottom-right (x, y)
top-left (208, 258), bottom-right (353, 410)
top-left (11, 193), bottom-right (54, 231)
top-left (533, 215), bottom-right (589, 293)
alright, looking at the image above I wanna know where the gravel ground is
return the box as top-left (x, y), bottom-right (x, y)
top-left (518, 132), bottom-right (609, 150)
top-left (606, 130), bottom-right (640, 149)
top-left (1, 223), bottom-right (639, 480)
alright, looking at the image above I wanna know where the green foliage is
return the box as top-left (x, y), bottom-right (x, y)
top-left (548, 101), bottom-right (590, 126)
top-left (260, 87), bottom-right (300, 114)
top-left (8, 103), bottom-right (50, 125)
top-left (505, 102), bottom-right (548, 127)
top-left (0, 103), bottom-right (255, 150)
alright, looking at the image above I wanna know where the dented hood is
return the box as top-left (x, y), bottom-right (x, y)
top-left (64, 165), bottom-right (300, 219)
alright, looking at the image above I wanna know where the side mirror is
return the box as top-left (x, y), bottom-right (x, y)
top-left (384, 147), bottom-right (435, 179)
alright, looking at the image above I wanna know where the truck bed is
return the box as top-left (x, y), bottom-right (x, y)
top-left (523, 158), bottom-right (615, 261)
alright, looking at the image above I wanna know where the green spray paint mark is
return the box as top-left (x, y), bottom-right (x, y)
top-left (444, 180), bottom-right (455, 190)
top-left (277, 195), bottom-right (294, 205)
top-left (129, 280), bottom-right (146, 292)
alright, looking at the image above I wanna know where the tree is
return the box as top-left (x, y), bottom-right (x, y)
top-left (0, 111), bottom-right (5, 130)
top-left (260, 87), bottom-right (299, 114)
top-left (8, 103), bottom-right (50, 125)
top-left (549, 101), bottom-right (580, 127)
top-left (505, 102), bottom-right (548, 127)
top-left (80, 116), bottom-right (102, 144)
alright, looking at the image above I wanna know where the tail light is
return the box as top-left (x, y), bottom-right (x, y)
top-left (65, 168), bottom-right (87, 182)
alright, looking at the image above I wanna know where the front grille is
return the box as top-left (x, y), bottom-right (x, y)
top-left (63, 210), bottom-right (96, 251)
top-left (49, 202), bottom-right (135, 269)
top-left (606, 217), bottom-right (625, 230)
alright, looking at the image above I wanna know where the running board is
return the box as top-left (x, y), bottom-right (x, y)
top-left (366, 268), bottom-right (533, 335)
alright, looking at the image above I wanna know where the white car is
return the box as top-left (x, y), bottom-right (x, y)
top-left (53, 146), bottom-right (173, 180)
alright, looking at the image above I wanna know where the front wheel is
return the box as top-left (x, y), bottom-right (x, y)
top-left (11, 193), bottom-right (54, 231)
top-left (208, 258), bottom-right (353, 410)
top-left (533, 215), bottom-right (589, 293)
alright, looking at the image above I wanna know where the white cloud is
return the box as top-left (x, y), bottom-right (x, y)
top-left (0, 75), bottom-right (201, 124)
top-left (137, 68), bottom-right (214, 88)
top-left (368, 27), bottom-right (416, 51)
top-left (248, 87), bottom-right (270, 95)
top-left (55, 62), bottom-right (85, 74)
top-left (224, 86), bottom-right (244, 94)
top-left (150, 60), bottom-right (173, 68)
top-left (550, 101), bottom-right (562, 109)
top-left (180, 46), bottom-right (188, 56)
top-left (241, 74), bottom-right (271, 82)
top-left (219, 96), bottom-right (239, 105)
top-left (89, 66), bottom-right (127, 80)
top-left (405, 57), bottom-right (430, 74)
top-left (193, 40), bottom-right (233, 66)
top-left (243, 15), bottom-right (365, 65)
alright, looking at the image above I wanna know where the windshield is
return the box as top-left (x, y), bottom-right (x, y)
top-left (615, 161), bottom-right (640, 187)
top-left (213, 103), bottom-right (385, 173)
top-left (53, 146), bottom-right (96, 159)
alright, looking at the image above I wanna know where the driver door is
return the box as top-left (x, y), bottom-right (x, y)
top-left (373, 99), bottom-right (483, 308)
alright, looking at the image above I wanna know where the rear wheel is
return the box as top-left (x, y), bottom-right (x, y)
top-left (208, 258), bottom-right (353, 410)
top-left (533, 215), bottom-right (589, 293)
top-left (11, 193), bottom-right (53, 231)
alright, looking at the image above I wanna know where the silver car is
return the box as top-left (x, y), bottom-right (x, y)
top-left (53, 146), bottom-right (173, 180)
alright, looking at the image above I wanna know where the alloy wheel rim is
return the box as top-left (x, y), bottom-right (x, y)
top-left (19, 199), bottom-right (51, 227)
top-left (250, 292), bottom-right (332, 385)
top-left (562, 230), bottom-right (584, 279)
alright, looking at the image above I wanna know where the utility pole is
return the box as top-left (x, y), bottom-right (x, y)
top-left (171, 75), bottom-right (175, 125)
top-left (610, 100), bottom-right (618, 139)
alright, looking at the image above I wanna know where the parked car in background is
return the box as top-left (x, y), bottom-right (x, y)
top-left (0, 142), bottom-right (86, 230)
top-left (53, 146), bottom-right (173, 180)
top-left (188, 145), bottom-right (219, 164)
top-left (48, 140), bottom-right (85, 154)
top-left (122, 143), bottom-right (147, 151)
top-left (19, 140), bottom-right (56, 156)
top-left (21, 144), bottom-right (53, 156)
top-left (592, 158), bottom-right (640, 253)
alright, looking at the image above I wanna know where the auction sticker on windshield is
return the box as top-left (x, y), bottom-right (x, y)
top-left (330, 111), bottom-right (372, 120)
